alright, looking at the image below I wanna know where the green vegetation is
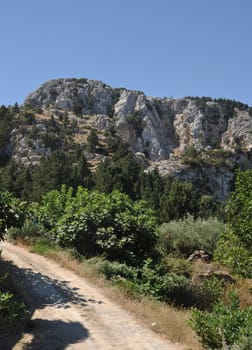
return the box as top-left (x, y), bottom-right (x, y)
top-left (0, 190), bottom-right (27, 241)
top-left (37, 186), bottom-right (158, 266)
top-left (0, 189), bottom-right (27, 332)
top-left (186, 96), bottom-right (250, 117)
top-left (1, 168), bottom-right (251, 349)
top-left (190, 291), bottom-right (252, 349)
top-left (214, 169), bottom-right (252, 278)
top-left (159, 178), bottom-right (198, 222)
top-left (181, 145), bottom-right (233, 168)
top-left (159, 215), bottom-right (225, 257)
top-left (87, 129), bottom-right (98, 152)
top-left (0, 105), bottom-right (15, 166)
top-left (0, 271), bottom-right (26, 334)
top-left (225, 169), bottom-right (252, 249)
top-left (189, 169), bottom-right (252, 348)
top-left (0, 147), bottom-right (92, 202)
top-left (127, 112), bottom-right (145, 137)
top-left (0, 102), bottom-right (251, 349)
top-left (0, 288), bottom-right (26, 330)
top-left (0, 105), bottom-right (223, 218)
top-left (215, 230), bottom-right (252, 278)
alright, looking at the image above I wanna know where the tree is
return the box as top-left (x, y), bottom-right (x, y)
top-left (48, 188), bottom-right (158, 266)
top-left (30, 150), bottom-right (92, 201)
top-left (214, 169), bottom-right (252, 277)
top-left (0, 105), bottom-right (14, 166)
top-left (87, 129), bottom-right (98, 152)
top-left (225, 169), bottom-right (252, 249)
top-left (140, 168), bottom-right (164, 212)
top-left (94, 152), bottom-right (141, 200)
top-left (160, 177), bottom-right (198, 222)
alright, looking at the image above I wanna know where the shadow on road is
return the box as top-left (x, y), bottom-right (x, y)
top-left (23, 319), bottom-right (89, 350)
top-left (0, 258), bottom-right (100, 311)
top-left (0, 258), bottom-right (96, 349)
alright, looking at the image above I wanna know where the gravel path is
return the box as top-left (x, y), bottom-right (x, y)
top-left (1, 242), bottom-right (186, 350)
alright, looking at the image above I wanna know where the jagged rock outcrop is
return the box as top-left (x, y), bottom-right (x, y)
top-left (25, 78), bottom-right (115, 115)
top-left (21, 78), bottom-right (252, 201)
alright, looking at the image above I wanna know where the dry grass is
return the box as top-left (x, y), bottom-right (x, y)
top-left (108, 292), bottom-right (202, 349)
top-left (35, 112), bottom-right (51, 121)
top-left (236, 278), bottom-right (252, 308)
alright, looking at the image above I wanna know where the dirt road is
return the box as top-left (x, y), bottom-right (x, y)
top-left (1, 242), bottom-right (186, 350)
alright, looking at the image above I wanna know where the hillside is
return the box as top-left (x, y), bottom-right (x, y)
top-left (1, 77), bottom-right (252, 202)
top-left (1, 78), bottom-right (252, 350)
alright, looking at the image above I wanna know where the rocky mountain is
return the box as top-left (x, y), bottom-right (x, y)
top-left (7, 78), bottom-right (252, 201)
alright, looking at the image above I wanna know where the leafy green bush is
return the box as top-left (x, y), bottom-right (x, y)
top-left (0, 291), bottom-right (26, 329)
top-left (7, 227), bottom-right (22, 241)
top-left (190, 291), bottom-right (252, 349)
top-left (114, 278), bottom-right (141, 299)
top-left (42, 188), bottom-right (158, 266)
top-left (92, 259), bottom-right (138, 281)
top-left (0, 274), bottom-right (26, 330)
top-left (155, 273), bottom-right (193, 305)
top-left (134, 259), bottom-right (193, 305)
top-left (8, 220), bottom-right (43, 243)
top-left (0, 190), bottom-right (28, 241)
top-left (36, 185), bottom-right (76, 230)
top-left (158, 215), bottom-right (224, 257)
top-left (195, 276), bottom-right (225, 311)
top-left (159, 255), bottom-right (192, 277)
top-left (88, 257), bottom-right (194, 305)
top-left (214, 230), bottom-right (252, 278)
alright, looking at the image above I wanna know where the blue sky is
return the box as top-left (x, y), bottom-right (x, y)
top-left (1, 0), bottom-right (252, 106)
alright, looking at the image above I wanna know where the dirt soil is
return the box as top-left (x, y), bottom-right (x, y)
top-left (1, 242), bottom-right (186, 350)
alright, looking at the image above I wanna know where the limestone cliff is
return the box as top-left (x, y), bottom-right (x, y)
top-left (22, 78), bottom-right (252, 201)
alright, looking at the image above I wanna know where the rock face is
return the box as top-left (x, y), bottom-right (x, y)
top-left (26, 78), bottom-right (115, 115)
top-left (23, 78), bottom-right (252, 201)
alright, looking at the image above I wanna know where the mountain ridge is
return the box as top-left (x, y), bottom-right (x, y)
top-left (3, 77), bottom-right (252, 202)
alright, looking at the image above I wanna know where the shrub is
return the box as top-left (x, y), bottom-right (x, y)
top-left (8, 219), bottom-right (43, 242)
top-left (89, 257), bottom-right (193, 306)
top-left (0, 291), bottom-right (26, 329)
top-left (196, 275), bottom-right (225, 311)
top-left (190, 291), bottom-right (252, 349)
top-left (53, 189), bottom-right (158, 266)
top-left (7, 227), bottom-right (22, 241)
top-left (0, 274), bottom-right (26, 330)
top-left (113, 278), bottom-right (141, 299)
top-left (37, 185), bottom-right (76, 230)
top-left (136, 259), bottom-right (193, 305)
top-left (156, 273), bottom-right (193, 305)
top-left (214, 230), bottom-right (252, 278)
top-left (158, 215), bottom-right (224, 257)
top-left (93, 259), bottom-right (138, 281)
top-left (159, 255), bottom-right (192, 277)
top-left (0, 190), bottom-right (28, 241)
top-left (87, 258), bottom-right (142, 299)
